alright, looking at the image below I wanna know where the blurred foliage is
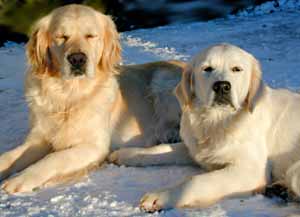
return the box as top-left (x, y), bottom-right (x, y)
top-left (0, 0), bottom-right (107, 35)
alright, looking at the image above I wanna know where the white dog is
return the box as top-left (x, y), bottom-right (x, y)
top-left (109, 43), bottom-right (300, 212)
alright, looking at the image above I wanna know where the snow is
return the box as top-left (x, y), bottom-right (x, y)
top-left (1, 1), bottom-right (300, 216)
top-left (230, 0), bottom-right (300, 18)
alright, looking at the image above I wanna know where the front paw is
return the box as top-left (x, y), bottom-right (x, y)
top-left (108, 148), bottom-right (140, 166)
top-left (140, 191), bottom-right (172, 212)
top-left (108, 150), bottom-right (122, 165)
top-left (1, 172), bottom-right (40, 194)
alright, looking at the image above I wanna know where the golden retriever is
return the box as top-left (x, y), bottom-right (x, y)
top-left (0, 4), bottom-right (185, 193)
top-left (110, 43), bottom-right (300, 212)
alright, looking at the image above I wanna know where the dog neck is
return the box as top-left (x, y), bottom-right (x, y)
top-left (185, 101), bottom-right (248, 144)
top-left (25, 68), bottom-right (118, 114)
top-left (180, 101), bottom-right (250, 170)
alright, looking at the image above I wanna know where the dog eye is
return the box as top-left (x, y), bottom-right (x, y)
top-left (203, 66), bottom-right (214, 73)
top-left (56, 35), bottom-right (69, 41)
top-left (85, 34), bottom-right (98, 39)
top-left (232, 66), bottom-right (242, 72)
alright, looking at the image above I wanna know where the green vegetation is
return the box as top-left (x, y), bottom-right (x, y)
top-left (0, 0), bottom-right (107, 36)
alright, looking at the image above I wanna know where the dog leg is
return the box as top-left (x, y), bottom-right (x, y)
top-left (140, 165), bottom-right (266, 212)
top-left (0, 130), bottom-right (50, 180)
top-left (1, 144), bottom-right (108, 194)
top-left (108, 142), bottom-right (193, 166)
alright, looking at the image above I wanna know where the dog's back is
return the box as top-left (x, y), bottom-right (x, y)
top-left (111, 61), bottom-right (185, 149)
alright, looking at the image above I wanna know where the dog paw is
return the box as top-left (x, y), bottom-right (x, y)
top-left (1, 173), bottom-right (40, 194)
top-left (108, 150), bottom-right (122, 165)
top-left (139, 191), bottom-right (171, 212)
top-left (108, 148), bottom-right (141, 166)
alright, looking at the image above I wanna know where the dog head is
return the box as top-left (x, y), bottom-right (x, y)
top-left (175, 43), bottom-right (263, 113)
top-left (26, 4), bottom-right (121, 79)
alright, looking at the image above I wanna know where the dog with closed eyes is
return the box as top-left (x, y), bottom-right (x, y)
top-left (0, 4), bottom-right (185, 193)
top-left (109, 43), bottom-right (300, 212)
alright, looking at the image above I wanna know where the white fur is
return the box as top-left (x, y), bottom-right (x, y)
top-left (111, 44), bottom-right (300, 212)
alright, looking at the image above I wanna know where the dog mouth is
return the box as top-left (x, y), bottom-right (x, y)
top-left (212, 95), bottom-right (233, 107)
top-left (70, 66), bottom-right (86, 76)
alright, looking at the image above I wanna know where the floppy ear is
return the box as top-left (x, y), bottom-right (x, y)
top-left (245, 57), bottom-right (263, 113)
top-left (174, 66), bottom-right (194, 108)
top-left (26, 15), bottom-right (52, 75)
top-left (98, 15), bottom-right (122, 73)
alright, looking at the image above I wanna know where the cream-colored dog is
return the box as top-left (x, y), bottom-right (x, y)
top-left (110, 43), bottom-right (300, 212)
top-left (0, 4), bottom-right (185, 193)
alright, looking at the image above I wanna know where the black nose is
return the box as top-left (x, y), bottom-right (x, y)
top-left (212, 81), bottom-right (231, 94)
top-left (67, 52), bottom-right (87, 67)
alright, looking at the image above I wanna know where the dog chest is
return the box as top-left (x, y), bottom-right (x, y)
top-left (180, 109), bottom-right (249, 170)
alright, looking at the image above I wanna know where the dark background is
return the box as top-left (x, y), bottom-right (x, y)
top-left (0, 0), bottom-right (276, 46)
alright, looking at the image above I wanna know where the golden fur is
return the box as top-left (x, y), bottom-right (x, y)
top-left (0, 4), bottom-right (185, 193)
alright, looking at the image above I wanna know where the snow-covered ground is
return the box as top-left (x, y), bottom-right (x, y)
top-left (1, 1), bottom-right (300, 216)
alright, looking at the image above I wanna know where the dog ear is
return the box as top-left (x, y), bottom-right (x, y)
top-left (174, 66), bottom-right (194, 108)
top-left (26, 15), bottom-right (52, 76)
top-left (98, 15), bottom-right (122, 73)
top-left (245, 57), bottom-right (263, 113)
